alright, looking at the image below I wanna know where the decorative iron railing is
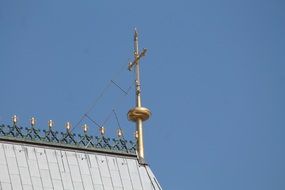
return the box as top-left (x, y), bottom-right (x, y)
top-left (0, 124), bottom-right (136, 155)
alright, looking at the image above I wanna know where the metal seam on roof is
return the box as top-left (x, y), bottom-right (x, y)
top-left (116, 158), bottom-right (125, 189)
top-left (13, 147), bottom-right (24, 189)
top-left (0, 140), bottom-right (162, 190)
top-left (146, 166), bottom-right (163, 190)
top-left (77, 152), bottom-right (88, 189)
top-left (34, 147), bottom-right (44, 189)
top-left (44, 148), bottom-right (55, 189)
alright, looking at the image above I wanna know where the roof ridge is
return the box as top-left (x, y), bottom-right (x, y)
top-left (0, 124), bottom-right (136, 156)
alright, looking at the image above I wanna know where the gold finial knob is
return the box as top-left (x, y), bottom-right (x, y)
top-left (128, 107), bottom-right (151, 122)
top-left (65, 122), bottom-right (72, 131)
top-left (100, 126), bottom-right (105, 135)
top-left (135, 131), bottom-right (139, 139)
top-left (48, 120), bottom-right (53, 128)
top-left (82, 124), bottom-right (88, 133)
top-left (117, 128), bottom-right (123, 138)
top-left (12, 115), bottom-right (17, 125)
top-left (30, 117), bottom-right (36, 127)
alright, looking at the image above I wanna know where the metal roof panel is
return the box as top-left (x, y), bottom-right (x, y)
top-left (0, 141), bottom-right (162, 190)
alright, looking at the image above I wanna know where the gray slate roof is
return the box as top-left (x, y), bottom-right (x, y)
top-left (0, 140), bottom-right (162, 190)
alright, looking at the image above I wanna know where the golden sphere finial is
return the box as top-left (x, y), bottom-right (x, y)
top-left (100, 126), bottom-right (105, 135)
top-left (82, 124), bottom-right (88, 133)
top-left (12, 115), bottom-right (17, 125)
top-left (128, 107), bottom-right (151, 122)
top-left (48, 120), bottom-right (53, 128)
top-left (65, 122), bottom-right (72, 131)
top-left (117, 128), bottom-right (123, 138)
top-left (135, 131), bottom-right (139, 139)
top-left (30, 117), bottom-right (36, 127)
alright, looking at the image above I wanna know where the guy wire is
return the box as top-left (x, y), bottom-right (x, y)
top-left (73, 60), bottom-right (130, 132)
top-left (113, 109), bottom-right (121, 130)
top-left (100, 83), bottom-right (133, 128)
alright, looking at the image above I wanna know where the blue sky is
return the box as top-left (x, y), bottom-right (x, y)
top-left (1, 0), bottom-right (285, 189)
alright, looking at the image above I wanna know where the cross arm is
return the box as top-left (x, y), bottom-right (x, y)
top-left (128, 48), bottom-right (147, 71)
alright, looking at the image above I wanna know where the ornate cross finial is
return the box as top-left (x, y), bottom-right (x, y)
top-left (127, 28), bottom-right (151, 164)
top-left (128, 29), bottom-right (147, 72)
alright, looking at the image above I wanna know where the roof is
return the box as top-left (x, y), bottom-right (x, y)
top-left (0, 124), bottom-right (162, 190)
top-left (0, 124), bottom-right (136, 156)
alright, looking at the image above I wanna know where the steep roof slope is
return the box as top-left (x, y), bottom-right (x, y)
top-left (0, 124), bottom-right (162, 190)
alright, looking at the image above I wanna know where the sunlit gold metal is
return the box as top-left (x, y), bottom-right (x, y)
top-left (117, 128), bottom-right (123, 138)
top-left (100, 126), bottom-right (105, 135)
top-left (127, 29), bottom-right (151, 162)
top-left (48, 120), bottom-right (53, 128)
top-left (12, 115), bottom-right (17, 125)
top-left (30, 117), bottom-right (36, 127)
top-left (83, 124), bottom-right (88, 133)
top-left (128, 107), bottom-right (151, 122)
top-left (65, 122), bottom-right (71, 131)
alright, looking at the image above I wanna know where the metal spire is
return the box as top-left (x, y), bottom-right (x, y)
top-left (128, 28), bottom-right (151, 164)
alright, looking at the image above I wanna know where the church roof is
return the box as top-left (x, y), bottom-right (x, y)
top-left (0, 123), bottom-right (162, 190)
top-left (0, 29), bottom-right (162, 190)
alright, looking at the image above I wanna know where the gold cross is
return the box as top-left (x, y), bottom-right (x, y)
top-left (128, 29), bottom-right (147, 71)
top-left (127, 29), bottom-right (151, 163)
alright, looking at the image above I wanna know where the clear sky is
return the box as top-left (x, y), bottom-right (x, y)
top-left (1, 0), bottom-right (285, 189)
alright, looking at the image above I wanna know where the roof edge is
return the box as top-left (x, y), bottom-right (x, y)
top-left (0, 124), bottom-right (137, 157)
top-left (0, 136), bottom-right (137, 157)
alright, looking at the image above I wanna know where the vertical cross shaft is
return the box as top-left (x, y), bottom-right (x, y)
top-left (128, 29), bottom-right (151, 164)
top-left (134, 29), bottom-right (142, 107)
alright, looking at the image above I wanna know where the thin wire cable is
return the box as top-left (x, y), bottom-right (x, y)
top-left (100, 84), bottom-right (133, 128)
top-left (73, 82), bottom-right (112, 130)
top-left (111, 80), bottom-right (128, 95)
top-left (113, 109), bottom-right (121, 130)
top-left (84, 114), bottom-right (101, 127)
top-left (95, 72), bottom-right (134, 128)
top-left (83, 84), bottom-right (133, 147)
top-left (73, 61), bottom-right (129, 131)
